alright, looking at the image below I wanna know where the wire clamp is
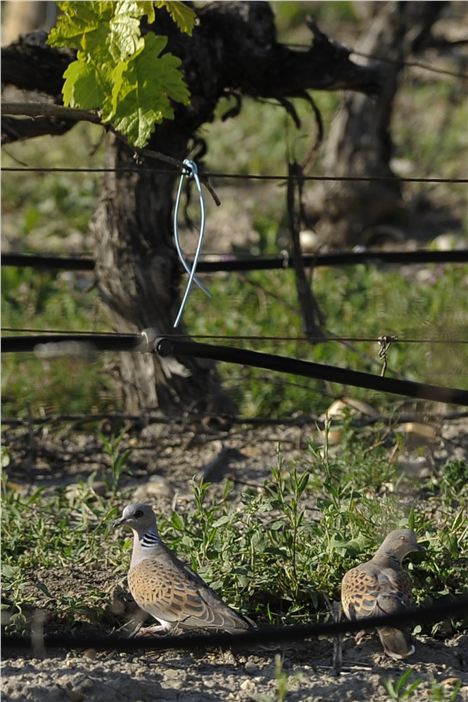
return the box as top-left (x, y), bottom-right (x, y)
top-left (280, 249), bottom-right (290, 269)
top-left (138, 328), bottom-right (161, 353)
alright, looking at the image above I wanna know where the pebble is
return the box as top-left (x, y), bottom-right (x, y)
top-left (240, 678), bottom-right (255, 691)
top-left (244, 660), bottom-right (257, 674)
top-left (163, 668), bottom-right (185, 680)
top-left (82, 648), bottom-right (97, 659)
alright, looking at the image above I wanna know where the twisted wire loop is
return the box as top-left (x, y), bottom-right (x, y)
top-left (173, 159), bottom-right (211, 328)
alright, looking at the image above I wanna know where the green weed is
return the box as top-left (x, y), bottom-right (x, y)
top-left (1, 436), bottom-right (466, 633)
top-left (428, 678), bottom-right (463, 702)
top-left (384, 669), bottom-right (423, 701)
top-left (385, 671), bottom-right (464, 702)
top-left (274, 654), bottom-right (289, 702)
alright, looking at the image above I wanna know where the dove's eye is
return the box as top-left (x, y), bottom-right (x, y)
top-left (134, 509), bottom-right (144, 519)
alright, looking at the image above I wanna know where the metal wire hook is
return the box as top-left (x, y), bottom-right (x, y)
top-left (173, 160), bottom-right (209, 294)
top-left (173, 159), bottom-right (211, 328)
top-left (378, 335), bottom-right (397, 377)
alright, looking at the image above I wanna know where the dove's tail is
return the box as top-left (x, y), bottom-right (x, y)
top-left (223, 610), bottom-right (257, 633)
top-left (377, 627), bottom-right (415, 659)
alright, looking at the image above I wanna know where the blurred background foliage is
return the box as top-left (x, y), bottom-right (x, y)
top-left (2, 2), bottom-right (467, 419)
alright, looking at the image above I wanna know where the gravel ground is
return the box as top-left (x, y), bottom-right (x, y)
top-left (2, 635), bottom-right (468, 702)
top-left (2, 636), bottom-right (468, 702)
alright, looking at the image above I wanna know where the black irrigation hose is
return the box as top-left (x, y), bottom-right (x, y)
top-left (198, 249), bottom-right (468, 271)
top-left (2, 253), bottom-right (95, 271)
top-left (3, 334), bottom-right (468, 405)
top-left (157, 339), bottom-right (468, 407)
top-left (2, 334), bottom-right (140, 354)
top-left (3, 597), bottom-right (468, 655)
top-left (3, 249), bottom-right (468, 273)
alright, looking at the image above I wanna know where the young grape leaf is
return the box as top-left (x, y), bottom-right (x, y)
top-left (108, 14), bottom-right (143, 62)
top-left (107, 2), bottom-right (157, 61)
top-left (127, 1), bottom-right (156, 23)
top-left (155, 1), bottom-right (196, 35)
top-left (48, 1), bottom-right (114, 51)
top-left (108, 33), bottom-right (190, 147)
top-left (48, 0), bottom-right (192, 147)
top-left (49, 1), bottom-right (154, 59)
top-left (112, 1), bottom-right (155, 24)
top-left (62, 56), bottom-right (104, 109)
top-left (62, 53), bottom-right (116, 114)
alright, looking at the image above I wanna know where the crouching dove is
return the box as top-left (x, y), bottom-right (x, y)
top-left (341, 528), bottom-right (424, 659)
top-left (114, 502), bottom-right (254, 634)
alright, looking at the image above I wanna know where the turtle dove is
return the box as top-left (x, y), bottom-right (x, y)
top-left (114, 502), bottom-right (254, 634)
top-left (341, 528), bottom-right (423, 659)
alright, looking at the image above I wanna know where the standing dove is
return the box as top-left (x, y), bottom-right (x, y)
top-left (341, 528), bottom-right (423, 659)
top-left (114, 502), bottom-right (254, 634)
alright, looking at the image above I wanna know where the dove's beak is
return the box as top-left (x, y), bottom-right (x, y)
top-left (113, 516), bottom-right (125, 528)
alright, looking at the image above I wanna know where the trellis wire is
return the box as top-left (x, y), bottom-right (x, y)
top-left (284, 43), bottom-right (468, 81)
top-left (351, 49), bottom-right (468, 81)
top-left (3, 328), bottom-right (468, 345)
top-left (2, 165), bottom-right (468, 182)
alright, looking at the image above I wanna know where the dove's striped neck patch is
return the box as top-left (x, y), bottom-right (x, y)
top-left (379, 552), bottom-right (402, 568)
top-left (140, 527), bottom-right (161, 549)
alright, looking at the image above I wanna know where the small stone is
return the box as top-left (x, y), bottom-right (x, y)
top-left (244, 661), bottom-right (257, 674)
top-left (397, 422), bottom-right (437, 448)
top-left (240, 679), bottom-right (255, 691)
top-left (83, 648), bottom-right (97, 659)
top-left (222, 651), bottom-right (237, 666)
top-left (440, 677), bottom-right (461, 688)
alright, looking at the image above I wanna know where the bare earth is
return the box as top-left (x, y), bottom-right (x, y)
top-left (2, 635), bottom-right (468, 701)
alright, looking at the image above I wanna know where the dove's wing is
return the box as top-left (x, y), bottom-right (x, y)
top-left (341, 563), bottom-right (382, 620)
top-left (342, 562), bottom-right (416, 659)
top-left (128, 558), bottom-right (251, 632)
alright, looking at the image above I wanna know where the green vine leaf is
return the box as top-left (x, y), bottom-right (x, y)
top-left (62, 55), bottom-right (107, 110)
top-left (48, 0), bottom-right (192, 147)
top-left (109, 33), bottom-right (190, 147)
top-left (132, 1), bottom-right (156, 23)
top-left (48, 2), bottom-right (114, 52)
top-left (155, 1), bottom-right (196, 35)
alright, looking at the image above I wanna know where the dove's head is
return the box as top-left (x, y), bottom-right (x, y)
top-left (377, 528), bottom-right (423, 560)
top-left (114, 502), bottom-right (157, 535)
